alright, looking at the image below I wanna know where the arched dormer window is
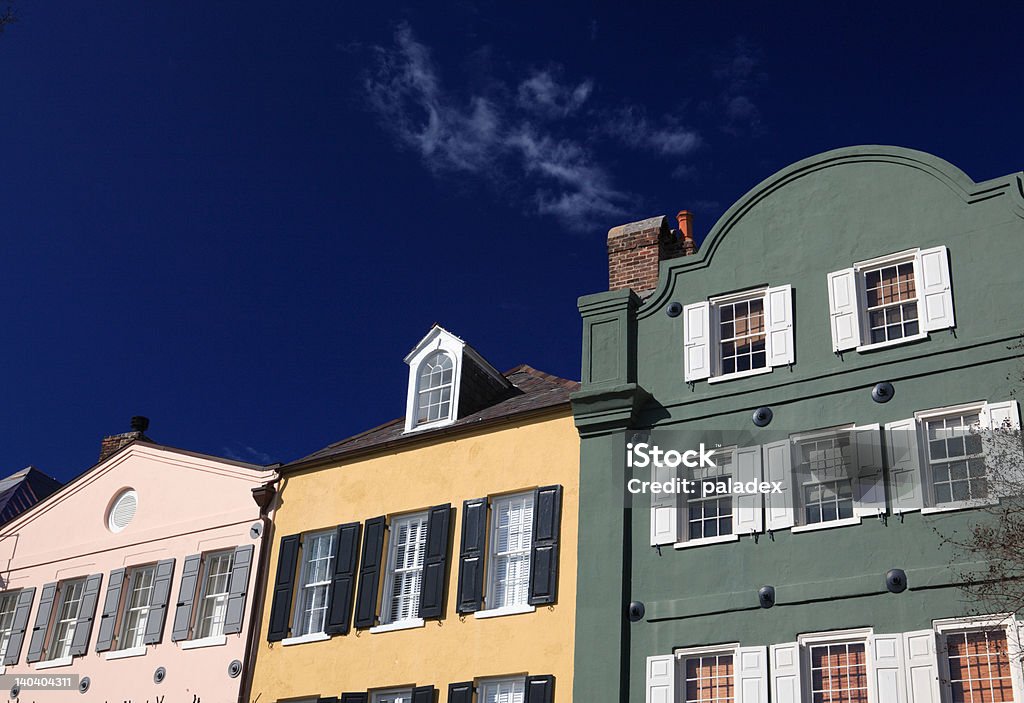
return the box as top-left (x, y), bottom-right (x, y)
top-left (416, 351), bottom-right (454, 425)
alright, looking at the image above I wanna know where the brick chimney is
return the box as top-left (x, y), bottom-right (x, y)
top-left (98, 416), bottom-right (152, 463)
top-left (607, 210), bottom-right (698, 293)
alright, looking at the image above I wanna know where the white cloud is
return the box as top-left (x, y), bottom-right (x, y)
top-left (516, 69), bottom-right (593, 118)
top-left (605, 107), bottom-right (701, 157)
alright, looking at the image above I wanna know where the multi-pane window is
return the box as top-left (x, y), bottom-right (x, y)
top-left (687, 452), bottom-right (733, 540)
top-left (47, 579), bottom-right (86, 660)
top-left (488, 493), bottom-right (534, 609)
top-left (945, 630), bottom-right (1015, 703)
top-left (926, 412), bottom-right (986, 505)
top-left (295, 530), bottom-right (336, 636)
top-left (718, 297), bottom-right (766, 375)
top-left (797, 434), bottom-right (855, 525)
top-left (373, 690), bottom-right (413, 703)
top-left (416, 352), bottom-right (454, 425)
top-left (382, 513), bottom-right (428, 624)
top-left (0, 592), bottom-right (18, 661)
top-left (118, 565), bottom-right (156, 650)
top-left (194, 551), bottom-right (234, 639)
top-left (808, 642), bottom-right (869, 703)
top-left (480, 678), bottom-right (526, 703)
top-left (683, 653), bottom-right (734, 703)
top-left (863, 261), bottom-right (919, 344)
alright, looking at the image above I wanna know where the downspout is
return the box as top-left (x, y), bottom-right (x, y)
top-left (238, 471), bottom-right (283, 703)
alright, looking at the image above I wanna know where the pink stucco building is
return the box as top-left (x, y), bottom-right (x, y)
top-left (0, 420), bottom-right (277, 702)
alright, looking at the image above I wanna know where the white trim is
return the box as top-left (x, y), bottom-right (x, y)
top-left (0, 666), bottom-right (5, 675)
top-left (798, 627), bottom-right (874, 646)
top-left (707, 366), bottom-right (774, 384)
top-left (674, 642), bottom-right (741, 657)
top-left (790, 424), bottom-right (855, 443)
top-left (33, 655), bottom-right (73, 670)
top-left (791, 516), bottom-right (863, 533)
top-left (369, 617), bottom-right (425, 634)
top-left (854, 248), bottom-right (920, 270)
top-left (914, 401), bottom-right (986, 421)
top-left (280, 631), bottom-right (330, 646)
top-left (921, 498), bottom-right (999, 514)
top-left (674, 533), bottom-right (740, 549)
top-left (404, 326), bottom-right (474, 433)
top-left (709, 287), bottom-right (768, 305)
top-left (473, 604), bottom-right (536, 620)
top-left (180, 634), bottom-right (227, 650)
top-left (933, 614), bottom-right (1016, 633)
top-left (104, 645), bottom-right (147, 660)
top-left (855, 332), bottom-right (928, 353)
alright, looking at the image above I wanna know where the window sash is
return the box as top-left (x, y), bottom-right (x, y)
top-left (806, 641), bottom-right (869, 703)
top-left (0, 592), bottom-right (18, 660)
top-left (683, 450), bottom-right (734, 541)
top-left (479, 677), bottom-right (526, 703)
top-left (923, 412), bottom-right (987, 506)
top-left (193, 551), bottom-right (234, 639)
top-left (943, 629), bottom-right (1016, 703)
top-left (858, 259), bottom-right (921, 346)
top-left (294, 530), bottom-right (336, 636)
top-left (118, 565), bottom-right (156, 650)
top-left (682, 653), bottom-right (735, 703)
top-left (487, 493), bottom-right (534, 609)
top-left (715, 296), bottom-right (767, 376)
top-left (381, 513), bottom-right (428, 624)
top-left (416, 352), bottom-right (454, 424)
top-left (796, 433), bottom-right (856, 526)
top-left (48, 579), bottom-right (86, 660)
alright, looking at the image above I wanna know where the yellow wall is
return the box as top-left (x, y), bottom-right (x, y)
top-left (248, 410), bottom-right (579, 702)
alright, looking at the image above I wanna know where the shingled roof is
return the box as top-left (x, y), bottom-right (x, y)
top-left (0, 467), bottom-right (62, 526)
top-left (288, 365), bottom-right (579, 470)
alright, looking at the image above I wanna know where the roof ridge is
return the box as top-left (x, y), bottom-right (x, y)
top-left (504, 364), bottom-right (580, 389)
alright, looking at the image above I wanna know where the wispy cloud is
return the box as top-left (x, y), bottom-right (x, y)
top-left (604, 106), bottom-right (702, 157)
top-left (222, 444), bottom-right (273, 464)
top-left (714, 37), bottom-right (764, 135)
top-left (516, 69), bottom-right (593, 119)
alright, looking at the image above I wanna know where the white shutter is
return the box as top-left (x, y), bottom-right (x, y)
top-left (765, 285), bottom-right (795, 367)
top-left (651, 461), bottom-right (679, 546)
top-left (735, 647), bottom-right (768, 703)
top-left (904, 630), bottom-right (940, 703)
top-left (733, 445), bottom-right (764, 534)
top-left (770, 643), bottom-right (802, 703)
top-left (916, 246), bottom-right (954, 332)
top-left (871, 633), bottom-right (905, 703)
top-left (979, 400), bottom-right (1022, 498)
top-left (684, 302), bottom-right (712, 382)
top-left (885, 419), bottom-right (926, 513)
top-left (827, 268), bottom-right (862, 351)
top-left (763, 440), bottom-right (795, 530)
top-left (853, 424), bottom-right (886, 516)
top-left (981, 400), bottom-right (1021, 432)
top-left (646, 654), bottom-right (676, 703)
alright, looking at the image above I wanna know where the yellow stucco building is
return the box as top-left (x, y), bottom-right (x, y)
top-left (246, 326), bottom-right (580, 703)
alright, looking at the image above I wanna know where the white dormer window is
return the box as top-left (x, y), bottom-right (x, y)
top-left (416, 352), bottom-right (454, 424)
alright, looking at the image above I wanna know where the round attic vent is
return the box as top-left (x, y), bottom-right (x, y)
top-left (108, 489), bottom-right (138, 533)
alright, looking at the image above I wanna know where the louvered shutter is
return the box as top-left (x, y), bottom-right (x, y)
top-left (885, 419), bottom-right (925, 513)
top-left (3, 587), bottom-right (35, 665)
top-left (980, 400), bottom-right (1021, 498)
top-left (448, 681), bottom-right (474, 703)
top-left (917, 246), bottom-right (954, 331)
top-left (142, 559), bottom-right (175, 645)
top-left (646, 654), bottom-right (675, 703)
top-left (770, 643), bottom-right (802, 703)
top-left (95, 568), bottom-right (125, 652)
top-left (765, 285), bottom-right (795, 366)
top-left (733, 445), bottom-right (764, 534)
top-left (871, 633), bottom-right (905, 703)
top-left (353, 516), bottom-right (386, 628)
top-left (683, 301), bottom-right (712, 382)
top-left (827, 268), bottom-right (862, 351)
top-left (340, 693), bottom-right (368, 703)
top-left (904, 630), bottom-right (940, 703)
top-left (763, 440), bottom-right (795, 530)
top-left (267, 535), bottom-right (300, 641)
top-left (853, 425), bottom-right (886, 516)
top-left (418, 504), bottom-right (451, 619)
top-left (325, 522), bottom-right (361, 635)
top-left (735, 647), bottom-right (768, 703)
top-left (528, 485), bottom-right (562, 606)
top-left (651, 459), bottom-right (678, 546)
top-left (456, 498), bottom-right (488, 613)
top-left (223, 545), bottom-right (254, 635)
top-left (26, 582), bottom-right (57, 662)
top-left (68, 573), bottom-right (103, 655)
top-left (172, 554), bottom-right (202, 642)
top-left (412, 685), bottom-right (437, 703)
top-left (525, 675), bottom-right (555, 703)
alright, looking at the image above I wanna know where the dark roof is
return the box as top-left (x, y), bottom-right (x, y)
top-left (0, 467), bottom-right (62, 526)
top-left (289, 365), bottom-right (579, 469)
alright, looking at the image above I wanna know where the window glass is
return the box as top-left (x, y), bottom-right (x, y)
top-left (119, 565), bottom-right (156, 649)
top-left (194, 551), bottom-right (234, 639)
top-left (926, 413), bottom-right (986, 504)
top-left (480, 678), bottom-right (526, 703)
top-left (864, 262), bottom-right (919, 344)
top-left (684, 654), bottom-right (734, 703)
top-left (0, 592), bottom-right (18, 661)
top-left (946, 630), bottom-right (1014, 703)
top-left (296, 531), bottom-right (335, 635)
top-left (416, 352), bottom-right (454, 424)
top-left (718, 298), bottom-right (766, 375)
top-left (489, 493), bottom-right (534, 608)
top-left (687, 451), bottom-right (733, 539)
top-left (383, 513), bottom-right (428, 623)
top-left (48, 579), bottom-right (86, 660)
top-left (797, 434), bottom-right (855, 525)
top-left (809, 642), bottom-right (868, 703)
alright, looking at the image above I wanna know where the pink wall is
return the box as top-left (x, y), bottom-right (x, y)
top-left (0, 442), bottom-right (276, 702)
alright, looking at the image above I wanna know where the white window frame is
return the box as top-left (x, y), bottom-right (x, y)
top-left (413, 350), bottom-right (456, 428)
top-left (484, 491), bottom-right (535, 612)
top-left (478, 677), bottom-right (527, 703)
top-left (789, 425), bottom-right (862, 532)
top-left (933, 616), bottom-right (1024, 703)
top-left (377, 512), bottom-right (429, 627)
top-left (403, 327), bottom-right (478, 434)
top-left (677, 447), bottom-right (740, 547)
top-left (193, 549), bottom-right (234, 640)
top-left (0, 591), bottom-right (19, 663)
top-left (854, 249), bottom-right (927, 352)
top-left (915, 402), bottom-right (997, 514)
top-left (797, 628), bottom-right (873, 703)
top-left (291, 529), bottom-right (336, 637)
top-left (46, 578), bottom-right (87, 661)
top-left (372, 689), bottom-right (414, 703)
top-left (675, 643), bottom-right (741, 703)
top-left (116, 564), bottom-right (157, 651)
top-left (707, 288), bottom-right (773, 384)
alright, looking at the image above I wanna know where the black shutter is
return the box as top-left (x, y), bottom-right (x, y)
top-left (340, 693), bottom-right (368, 703)
top-left (418, 504), bottom-right (451, 620)
top-left (3, 587), bottom-right (35, 665)
top-left (448, 682), bottom-right (474, 703)
top-left (26, 581), bottom-right (57, 663)
top-left (171, 554), bottom-right (202, 642)
top-left (325, 522), bottom-right (361, 635)
top-left (528, 485), bottom-right (563, 606)
top-left (69, 573), bottom-right (103, 655)
top-left (456, 497), bottom-right (488, 613)
top-left (223, 544), bottom-right (255, 635)
top-left (353, 516), bottom-right (386, 629)
top-left (412, 685), bottom-right (437, 703)
top-left (95, 568), bottom-right (125, 652)
top-left (525, 675), bottom-right (555, 703)
top-left (143, 559), bottom-right (176, 645)
top-left (318, 698), bottom-right (340, 703)
top-left (267, 534), bottom-right (301, 642)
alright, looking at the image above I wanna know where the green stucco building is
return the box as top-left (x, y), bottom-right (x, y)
top-left (571, 146), bottom-right (1024, 703)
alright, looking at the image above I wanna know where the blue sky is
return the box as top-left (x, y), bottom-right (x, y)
top-left (1, 3), bottom-right (1022, 482)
